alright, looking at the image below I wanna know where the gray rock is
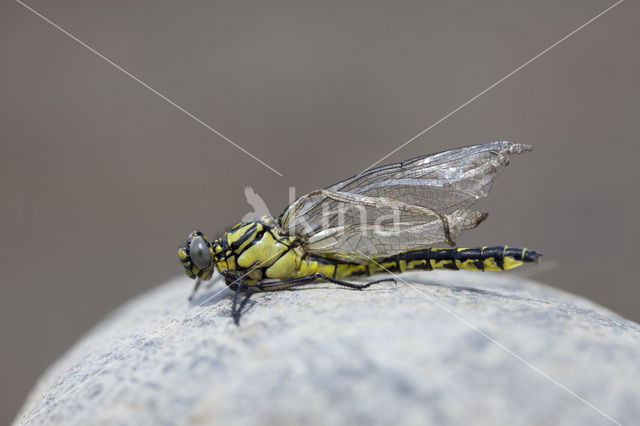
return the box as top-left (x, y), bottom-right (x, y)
top-left (14, 272), bottom-right (640, 426)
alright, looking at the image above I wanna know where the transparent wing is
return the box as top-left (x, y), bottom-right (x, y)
top-left (279, 141), bottom-right (532, 261)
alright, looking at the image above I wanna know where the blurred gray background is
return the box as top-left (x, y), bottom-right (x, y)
top-left (1, 0), bottom-right (638, 423)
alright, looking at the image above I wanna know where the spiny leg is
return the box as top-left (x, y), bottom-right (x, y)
top-left (188, 278), bottom-right (201, 302)
top-left (230, 279), bottom-right (259, 326)
top-left (256, 275), bottom-right (320, 291)
top-left (315, 273), bottom-right (397, 289)
top-left (231, 278), bottom-right (244, 324)
top-left (257, 273), bottom-right (396, 292)
top-left (232, 274), bottom-right (396, 324)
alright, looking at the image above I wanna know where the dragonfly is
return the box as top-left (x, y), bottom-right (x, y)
top-left (178, 141), bottom-right (541, 324)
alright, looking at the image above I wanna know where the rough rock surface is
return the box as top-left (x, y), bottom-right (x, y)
top-left (14, 271), bottom-right (640, 425)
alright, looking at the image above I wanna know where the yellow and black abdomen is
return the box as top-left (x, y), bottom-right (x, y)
top-left (297, 246), bottom-right (540, 281)
top-left (371, 246), bottom-right (541, 275)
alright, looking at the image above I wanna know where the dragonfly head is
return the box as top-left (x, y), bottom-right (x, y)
top-left (178, 231), bottom-right (215, 280)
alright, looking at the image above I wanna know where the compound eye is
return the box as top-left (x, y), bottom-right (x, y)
top-left (190, 236), bottom-right (211, 270)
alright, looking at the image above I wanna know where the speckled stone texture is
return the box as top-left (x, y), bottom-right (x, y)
top-left (14, 271), bottom-right (640, 425)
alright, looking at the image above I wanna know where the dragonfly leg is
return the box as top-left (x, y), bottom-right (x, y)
top-left (256, 275), bottom-right (319, 291)
top-left (234, 287), bottom-right (256, 325)
top-left (188, 278), bottom-right (201, 301)
top-left (230, 279), bottom-right (258, 325)
top-left (313, 273), bottom-right (397, 289)
top-left (231, 278), bottom-right (244, 324)
top-left (256, 273), bottom-right (396, 291)
top-left (231, 273), bottom-right (396, 323)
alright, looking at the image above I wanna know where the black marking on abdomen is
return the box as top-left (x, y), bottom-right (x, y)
top-left (348, 266), bottom-right (369, 277)
top-left (382, 246), bottom-right (541, 272)
top-left (481, 246), bottom-right (504, 269)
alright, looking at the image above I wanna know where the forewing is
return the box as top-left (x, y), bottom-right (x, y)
top-left (330, 141), bottom-right (532, 213)
top-left (280, 141), bottom-right (532, 258)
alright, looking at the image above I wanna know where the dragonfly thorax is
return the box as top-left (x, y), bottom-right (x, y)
top-left (214, 217), bottom-right (303, 285)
